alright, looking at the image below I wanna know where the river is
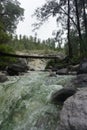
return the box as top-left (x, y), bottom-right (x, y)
top-left (0, 71), bottom-right (74, 130)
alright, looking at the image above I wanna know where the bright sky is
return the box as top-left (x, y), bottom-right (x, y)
top-left (16, 0), bottom-right (57, 40)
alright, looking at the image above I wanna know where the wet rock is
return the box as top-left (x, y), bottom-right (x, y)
top-left (77, 58), bottom-right (87, 74)
top-left (29, 68), bottom-right (35, 71)
top-left (58, 88), bottom-right (87, 130)
top-left (68, 71), bottom-right (77, 75)
top-left (0, 72), bottom-right (8, 82)
top-left (7, 58), bottom-right (29, 76)
top-left (68, 64), bottom-right (79, 72)
top-left (51, 87), bottom-right (77, 104)
top-left (75, 74), bottom-right (87, 87)
top-left (56, 68), bottom-right (68, 75)
top-left (66, 74), bottom-right (87, 88)
top-left (49, 71), bottom-right (57, 77)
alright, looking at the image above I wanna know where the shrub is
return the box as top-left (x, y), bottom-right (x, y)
top-left (0, 44), bottom-right (17, 70)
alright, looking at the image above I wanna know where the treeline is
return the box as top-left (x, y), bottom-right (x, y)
top-left (1, 0), bottom-right (87, 65)
top-left (9, 35), bottom-right (56, 52)
top-left (0, 0), bottom-right (58, 53)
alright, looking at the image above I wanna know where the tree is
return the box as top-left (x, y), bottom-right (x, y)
top-left (33, 0), bottom-right (73, 58)
top-left (80, 0), bottom-right (87, 52)
top-left (74, 0), bottom-right (84, 56)
top-left (46, 38), bottom-right (55, 49)
top-left (0, 22), bottom-right (10, 44)
top-left (33, 0), bottom-right (87, 58)
top-left (0, 0), bottom-right (24, 69)
top-left (67, 0), bottom-right (72, 59)
top-left (77, 0), bottom-right (87, 37)
top-left (82, 0), bottom-right (87, 36)
top-left (0, 0), bottom-right (24, 33)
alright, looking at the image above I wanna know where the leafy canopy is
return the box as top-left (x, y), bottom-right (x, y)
top-left (0, 0), bottom-right (24, 33)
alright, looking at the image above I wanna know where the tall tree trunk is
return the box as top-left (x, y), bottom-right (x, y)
top-left (74, 0), bottom-right (84, 57)
top-left (82, 0), bottom-right (87, 37)
top-left (67, 0), bottom-right (73, 59)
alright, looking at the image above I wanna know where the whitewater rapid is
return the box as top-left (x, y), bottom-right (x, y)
top-left (0, 71), bottom-right (74, 130)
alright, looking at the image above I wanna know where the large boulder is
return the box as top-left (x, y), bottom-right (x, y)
top-left (51, 87), bottom-right (77, 104)
top-left (68, 64), bottom-right (79, 72)
top-left (65, 74), bottom-right (87, 88)
top-left (56, 68), bottom-right (68, 75)
top-left (74, 74), bottom-right (87, 88)
top-left (7, 58), bottom-right (29, 76)
top-left (0, 72), bottom-right (8, 82)
top-left (77, 58), bottom-right (87, 74)
top-left (58, 88), bottom-right (87, 130)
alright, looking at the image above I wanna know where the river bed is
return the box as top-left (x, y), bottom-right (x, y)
top-left (0, 71), bottom-right (75, 130)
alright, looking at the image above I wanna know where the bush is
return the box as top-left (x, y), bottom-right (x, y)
top-left (0, 44), bottom-right (17, 70)
top-left (70, 56), bottom-right (80, 65)
top-left (45, 59), bottom-right (67, 69)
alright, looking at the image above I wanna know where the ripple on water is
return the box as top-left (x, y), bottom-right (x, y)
top-left (0, 71), bottom-right (75, 130)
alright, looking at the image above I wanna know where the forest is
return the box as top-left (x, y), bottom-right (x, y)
top-left (0, 0), bottom-right (87, 68)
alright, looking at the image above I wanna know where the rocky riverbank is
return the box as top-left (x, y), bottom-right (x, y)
top-left (1, 56), bottom-right (87, 130)
top-left (1, 51), bottom-right (87, 130)
top-left (58, 88), bottom-right (87, 130)
top-left (50, 58), bottom-right (87, 130)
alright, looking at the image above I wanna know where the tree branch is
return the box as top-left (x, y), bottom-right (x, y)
top-left (59, 7), bottom-right (77, 28)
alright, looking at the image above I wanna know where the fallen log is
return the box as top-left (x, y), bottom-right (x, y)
top-left (0, 51), bottom-right (59, 59)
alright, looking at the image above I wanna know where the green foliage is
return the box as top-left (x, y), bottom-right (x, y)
top-left (0, 44), bottom-right (14, 53)
top-left (0, 22), bottom-right (10, 44)
top-left (34, 0), bottom-right (87, 58)
top-left (70, 56), bottom-right (80, 65)
top-left (45, 59), bottom-right (57, 69)
top-left (64, 30), bottom-right (87, 60)
top-left (10, 35), bottom-right (56, 52)
top-left (0, 32), bottom-right (8, 44)
top-left (0, 0), bottom-right (24, 70)
top-left (45, 56), bottom-right (80, 70)
top-left (0, 32), bottom-right (10, 44)
top-left (0, 0), bottom-right (24, 33)
top-left (0, 45), bottom-right (17, 69)
top-left (45, 59), bottom-right (68, 70)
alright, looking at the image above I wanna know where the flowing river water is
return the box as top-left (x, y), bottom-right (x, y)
top-left (0, 71), bottom-right (75, 130)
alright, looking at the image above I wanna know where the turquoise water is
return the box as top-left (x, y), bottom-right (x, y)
top-left (0, 71), bottom-right (74, 130)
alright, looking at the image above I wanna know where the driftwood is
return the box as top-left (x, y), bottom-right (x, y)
top-left (0, 51), bottom-right (60, 59)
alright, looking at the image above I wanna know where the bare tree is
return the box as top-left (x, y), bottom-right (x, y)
top-left (74, 0), bottom-right (84, 56)
top-left (67, 0), bottom-right (72, 59)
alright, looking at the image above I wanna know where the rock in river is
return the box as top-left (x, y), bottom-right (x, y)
top-left (77, 58), bottom-right (87, 74)
top-left (7, 58), bottom-right (29, 76)
top-left (56, 68), bottom-right (68, 75)
top-left (58, 88), bottom-right (87, 130)
top-left (51, 87), bottom-right (77, 104)
top-left (0, 72), bottom-right (8, 82)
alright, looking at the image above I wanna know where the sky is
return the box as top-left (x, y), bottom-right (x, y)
top-left (16, 0), bottom-right (57, 40)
